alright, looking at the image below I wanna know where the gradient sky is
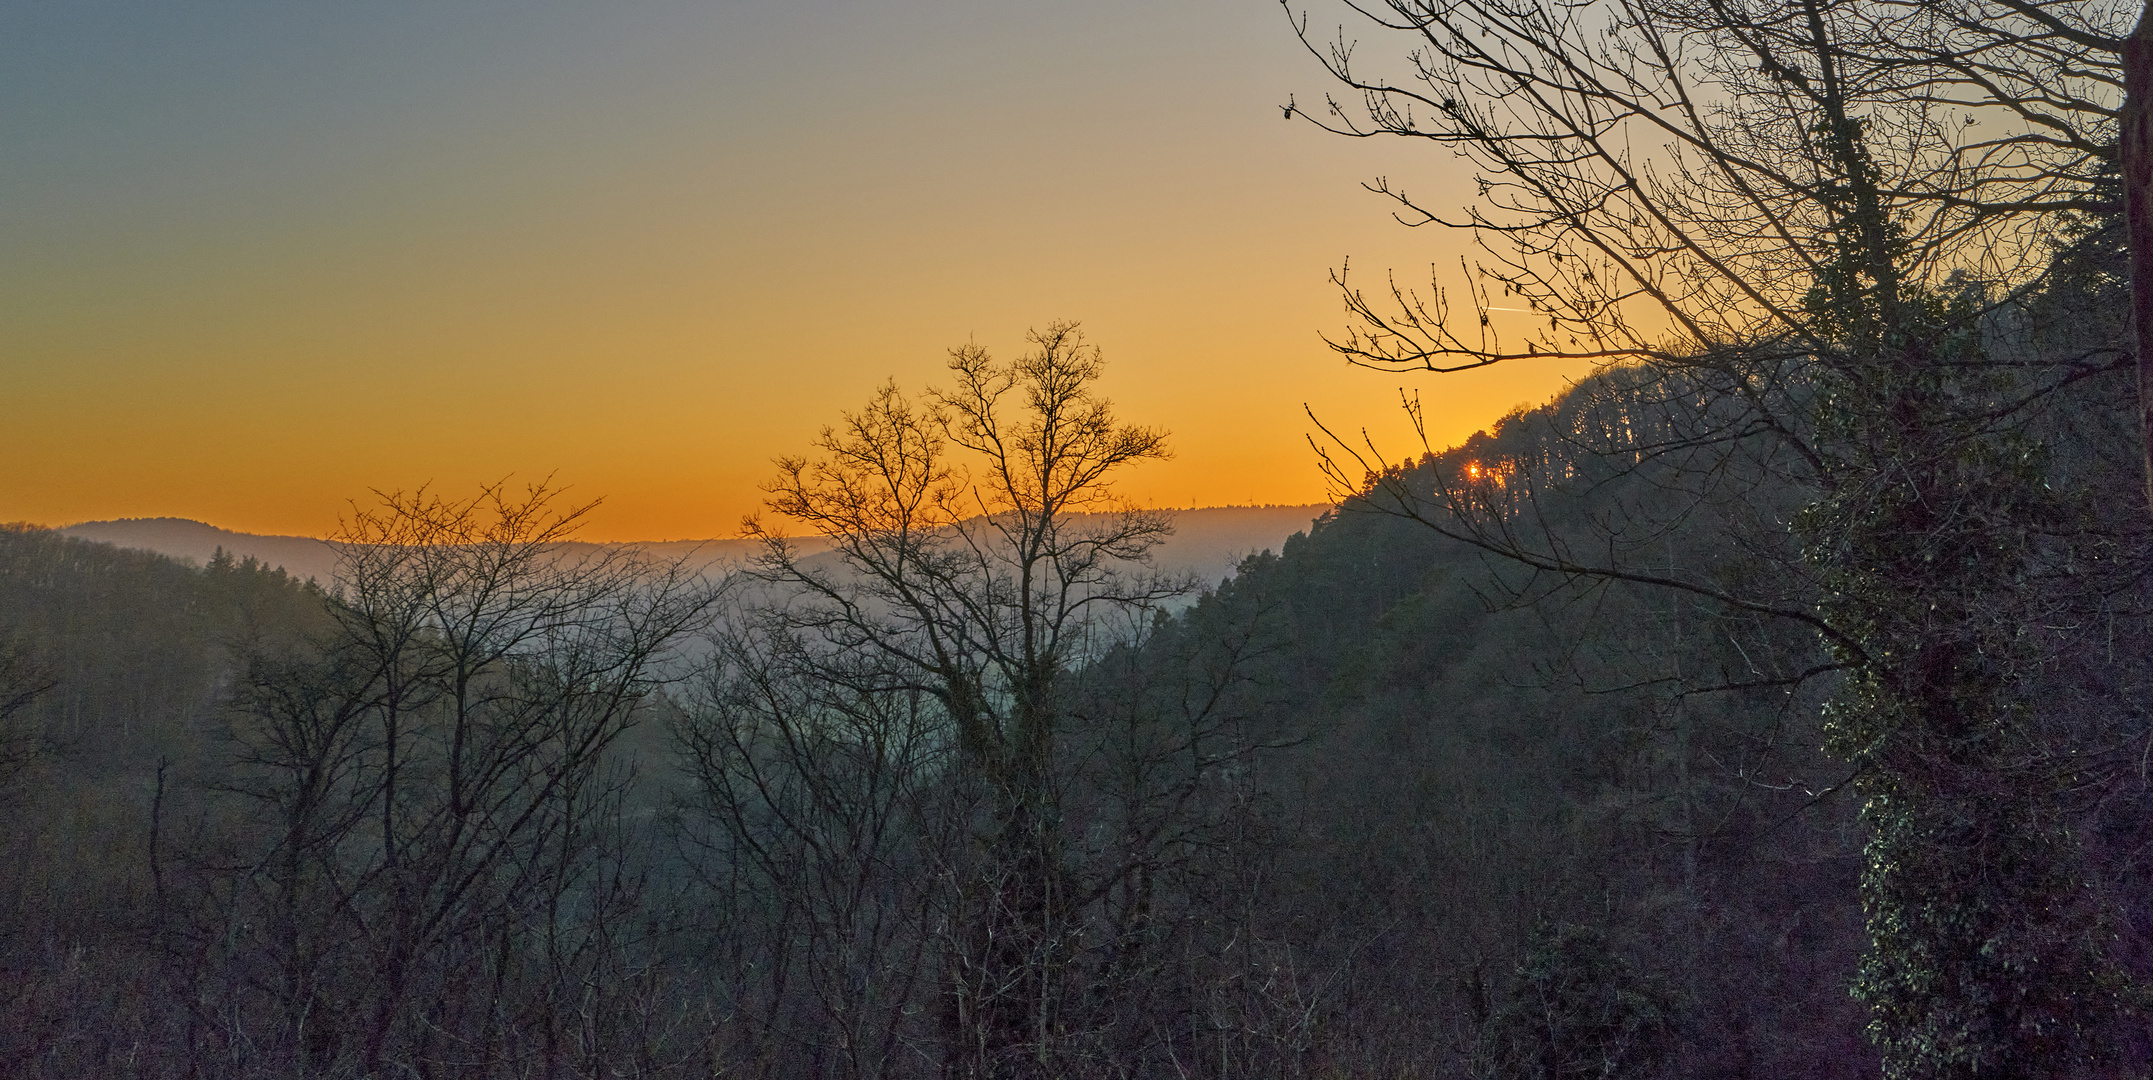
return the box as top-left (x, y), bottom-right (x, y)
top-left (1, 0), bottom-right (1591, 541)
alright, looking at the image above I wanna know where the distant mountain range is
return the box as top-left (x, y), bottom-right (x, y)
top-left (59, 506), bottom-right (1329, 591)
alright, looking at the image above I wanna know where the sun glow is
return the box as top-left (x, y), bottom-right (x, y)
top-left (0, 2), bottom-right (1594, 540)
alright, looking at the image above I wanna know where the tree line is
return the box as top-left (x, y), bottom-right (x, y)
top-left (8, 278), bottom-right (2141, 1075)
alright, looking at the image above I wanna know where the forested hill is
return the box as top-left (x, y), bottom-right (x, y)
top-left (0, 526), bottom-right (330, 1068)
top-left (1151, 373), bottom-right (1877, 1076)
top-left (1142, 246), bottom-right (2153, 1071)
top-left (58, 517), bottom-right (346, 587)
top-left (8, 306), bottom-right (2152, 1075)
top-left (0, 441), bottom-right (1874, 1076)
top-left (0, 526), bottom-right (324, 781)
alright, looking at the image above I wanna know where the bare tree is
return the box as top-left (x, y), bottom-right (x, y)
top-left (694, 323), bottom-right (1293, 1079)
top-left (200, 480), bottom-right (722, 1078)
top-left (674, 614), bottom-right (957, 1080)
top-left (1285, 0), bottom-right (2153, 1072)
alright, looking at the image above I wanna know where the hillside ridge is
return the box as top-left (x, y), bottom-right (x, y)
top-left (59, 505), bottom-right (1332, 589)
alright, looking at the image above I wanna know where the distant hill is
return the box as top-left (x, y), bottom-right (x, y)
top-left (1129, 505), bottom-right (1330, 584)
top-left (59, 506), bottom-right (1326, 592)
top-left (60, 518), bottom-right (344, 585)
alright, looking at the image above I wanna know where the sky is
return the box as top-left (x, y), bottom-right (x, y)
top-left (1, 0), bottom-right (1593, 541)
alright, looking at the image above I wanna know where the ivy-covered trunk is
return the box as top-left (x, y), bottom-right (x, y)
top-left (2121, 1), bottom-right (2153, 512)
top-left (1799, 75), bottom-right (2126, 1075)
top-left (1805, 386), bottom-right (2123, 1075)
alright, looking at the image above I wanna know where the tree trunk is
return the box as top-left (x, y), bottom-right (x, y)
top-left (2121, 2), bottom-right (2153, 511)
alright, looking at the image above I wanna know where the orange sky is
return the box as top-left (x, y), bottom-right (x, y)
top-left (0, 0), bottom-right (1593, 542)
